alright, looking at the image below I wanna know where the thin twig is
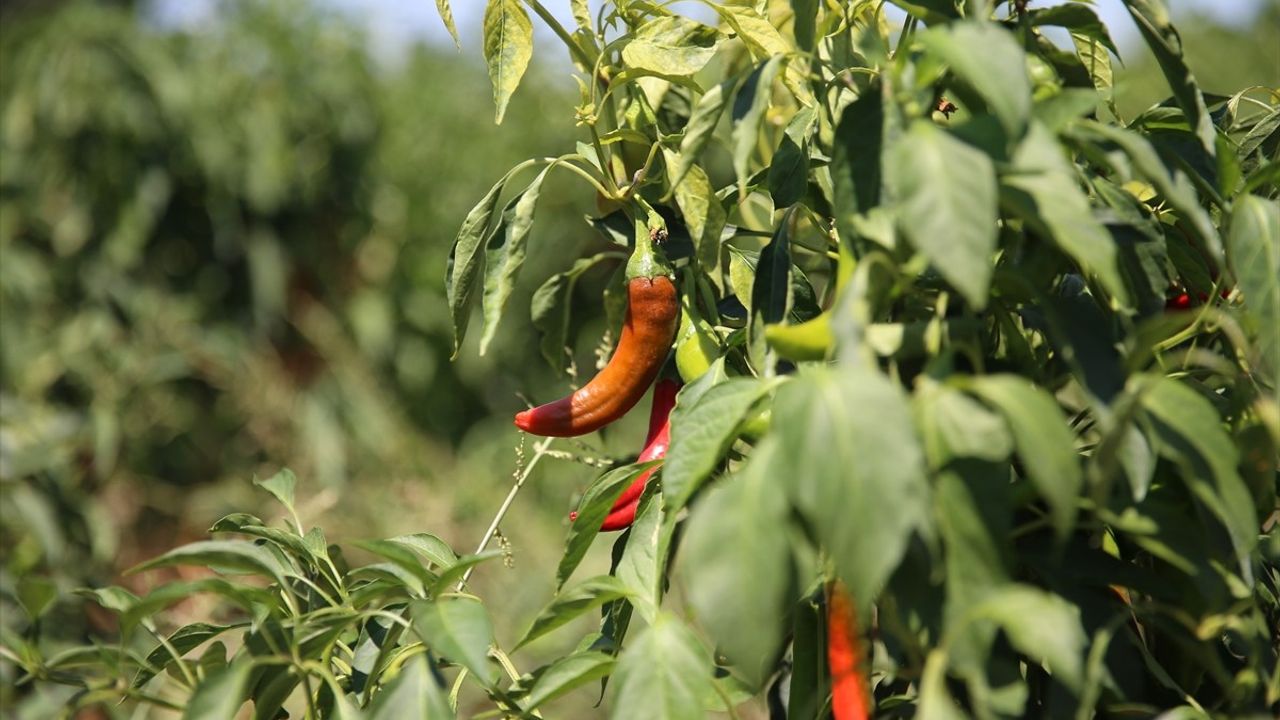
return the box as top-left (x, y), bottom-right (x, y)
top-left (457, 435), bottom-right (557, 590)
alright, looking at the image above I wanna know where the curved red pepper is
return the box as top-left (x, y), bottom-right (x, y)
top-left (515, 276), bottom-right (678, 437)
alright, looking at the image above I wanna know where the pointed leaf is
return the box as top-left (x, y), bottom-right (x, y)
top-left (890, 120), bottom-right (997, 308)
top-left (482, 0), bottom-right (533, 124)
top-left (774, 367), bottom-right (930, 614)
top-left (663, 377), bottom-right (781, 510)
top-left (480, 168), bottom-right (549, 354)
top-left (367, 654), bottom-right (453, 719)
top-left (1227, 195), bottom-right (1280, 387)
top-left (609, 615), bottom-right (714, 720)
top-left (411, 597), bottom-right (496, 686)
top-left (967, 375), bottom-right (1082, 539)
top-left (517, 575), bottom-right (632, 649)
top-left (680, 439), bottom-right (791, 688)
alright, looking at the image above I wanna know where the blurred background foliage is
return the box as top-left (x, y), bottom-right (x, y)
top-left (0, 0), bottom-right (1276, 715)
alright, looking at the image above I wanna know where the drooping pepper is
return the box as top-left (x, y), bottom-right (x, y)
top-left (827, 581), bottom-right (872, 720)
top-left (515, 217), bottom-right (678, 437)
top-left (602, 378), bottom-right (678, 530)
top-left (567, 378), bottom-right (679, 531)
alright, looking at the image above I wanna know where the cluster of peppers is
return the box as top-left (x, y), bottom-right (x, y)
top-left (512, 220), bottom-right (870, 720)
top-left (513, 219), bottom-right (683, 532)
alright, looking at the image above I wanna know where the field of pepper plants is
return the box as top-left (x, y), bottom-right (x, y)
top-left (3, 0), bottom-right (1279, 718)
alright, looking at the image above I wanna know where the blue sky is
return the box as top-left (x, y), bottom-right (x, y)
top-left (149, 0), bottom-right (1266, 66)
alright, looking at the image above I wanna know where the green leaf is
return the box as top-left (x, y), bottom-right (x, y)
top-left (768, 107), bottom-right (815, 208)
top-left (1227, 195), bottom-right (1280, 388)
top-left (751, 219), bottom-right (793, 326)
top-left (135, 623), bottom-right (245, 689)
top-left (1002, 122), bottom-right (1129, 307)
top-left (480, 167), bottom-right (549, 355)
top-left (791, 0), bottom-right (817, 51)
top-left (482, 0), bottom-right (533, 124)
top-left (832, 80), bottom-right (891, 248)
top-left (447, 174), bottom-right (508, 357)
top-left (774, 366), bottom-right (929, 614)
top-left (672, 78), bottom-right (735, 190)
top-left (1121, 0), bottom-right (1215, 154)
top-left (967, 375), bottom-right (1082, 540)
top-left (917, 383), bottom-right (1014, 467)
top-left (920, 21), bottom-right (1031, 139)
top-left (570, 0), bottom-right (591, 31)
top-left (615, 485), bottom-right (669, 623)
top-left (665, 151), bottom-right (726, 271)
top-left (1071, 33), bottom-right (1116, 116)
top-left (786, 594), bottom-right (827, 720)
top-left (514, 651), bottom-right (616, 711)
top-left (433, 0), bottom-right (459, 48)
top-left (1029, 4), bottom-right (1120, 57)
top-left (355, 540), bottom-right (438, 589)
top-left (367, 654), bottom-right (453, 720)
top-left (531, 251), bottom-right (622, 371)
top-left (16, 576), bottom-right (57, 620)
top-left (182, 655), bottom-right (252, 720)
top-left (712, 5), bottom-right (791, 61)
top-left (890, 120), bottom-right (998, 308)
top-left (428, 552), bottom-right (503, 596)
top-left (386, 533), bottom-right (459, 571)
top-left (609, 614), bottom-right (714, 720)
top-left (731, 57), bottom-right (784, 197)
top-left (410, 597), bottom-right (496, 686)
top-left (663, 377), bottom-right (781, 510)
top-left (680, 439), bottom-right (791, 688)
top-left (1137, 375), bottom-right (1259, 578)
top-left (1076, 122), bottom-right (1222, 266)
top-left (254, 468), bottom-right (296, 513)
top-left (621, 17), bottom-right (721, 78)
top-left (558, 464), bottom-right (651, 587)
top-left (128, 540), bottom-right (295, 586)
top-left (517, 575), bottom-right (632, 650)
top-left (965, 585), bottom-right (1087, 692)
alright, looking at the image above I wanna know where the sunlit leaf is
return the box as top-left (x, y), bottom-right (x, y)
top-left (482, 0), bottom-right (533, 124)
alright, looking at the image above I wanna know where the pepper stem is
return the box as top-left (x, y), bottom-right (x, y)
top-left (625, 208), bottom-right (674, 280)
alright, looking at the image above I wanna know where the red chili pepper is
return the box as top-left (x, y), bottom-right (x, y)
top-left (828, 581), bottom-right (872, 720)
top-left (515, 220), bottom-right (678, 438)
top-left (1166, 292), bottom-right (1192, 310)
top-left (569, 379), bottom-right (679, 532)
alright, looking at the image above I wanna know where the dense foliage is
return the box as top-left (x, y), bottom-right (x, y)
top-left (3, 0), bottom-right (1278, 718)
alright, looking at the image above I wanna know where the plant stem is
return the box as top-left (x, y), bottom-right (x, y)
top-left (458, 435), bottom-right (557, 590)
top-left (523, 0), bottom-right (594, 70)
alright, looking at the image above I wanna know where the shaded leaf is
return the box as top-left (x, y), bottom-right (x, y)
top-left (890, 120), bottom-right (998, 308)
top-left (517, 576), bottom-right (632, 649)
top-left (1002, 122), bottom-right (1129, 306)
top-left (609, 614), bottom-right (713, 720)
top-left (920, 22), bottom-right (1031, 139)
top-left (663, 377), bottom-right (780, 510)
top-left (967, 375), bottom-right (1082, 539)
top-left (1227, 194), bottom-right (1280, 387)
top-left (411, 597), bottom-right (496, 686)
top-left (774, 366), bottom-right (929, 615)
top-left (680, 439), bottom-right (791, 688)
top-left (366, 654), bottom-right (452, 720)
top-left (182, 656), bottom-right (251, 720)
